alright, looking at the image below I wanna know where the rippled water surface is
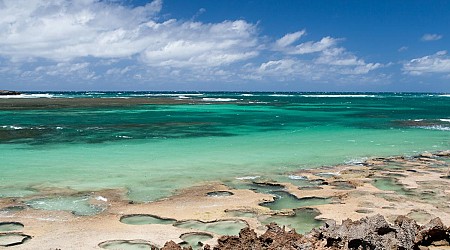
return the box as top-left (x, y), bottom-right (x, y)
top-left (0, 92), bottom-right (449, 201)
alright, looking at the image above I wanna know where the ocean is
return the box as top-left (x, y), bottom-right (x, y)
top-left (0, 92), bottom-right (449, 201)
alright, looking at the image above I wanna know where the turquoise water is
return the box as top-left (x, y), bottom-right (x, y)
top-left (0, 92), bottom-right (449, 201)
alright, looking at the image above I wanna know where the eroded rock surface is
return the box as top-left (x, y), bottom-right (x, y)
top-left (161, 215), bottom-right (450, 250)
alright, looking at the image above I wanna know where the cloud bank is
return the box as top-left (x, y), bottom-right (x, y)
top-left (0, 0), bottom-right (390, 88)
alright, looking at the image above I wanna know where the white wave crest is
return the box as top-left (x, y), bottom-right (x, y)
top-left (288, 175), bottom-right (307, 180)
top-left (137, 93), bottom-right (203, 97)
top-left (1, 125), bottom-right (24, 130)
top-left (301, 94), bottom-right (376, 98)
top-left (235, 176), bottom-right (260, 180)
top-left (269, 94), bottom-right (294, 97)
top-left (202, 98), bottom-right (237, 102)
top-left (0, 94), bottom-right (54, 99)
top-left (416, 125), bottom-right (450, 131)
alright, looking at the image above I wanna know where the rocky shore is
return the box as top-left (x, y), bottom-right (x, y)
top-left (161, 214), bottom-right (450, 250)
top-left (1, 150), bottom-right (450, 249)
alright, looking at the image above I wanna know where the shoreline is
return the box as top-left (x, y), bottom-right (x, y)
top-left (1, 150), bottom-right (450, 249)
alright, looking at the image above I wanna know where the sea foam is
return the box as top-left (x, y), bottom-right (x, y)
top-left (417, 125), bottom-right (450, 131)
top-left (202, 98), bottom-right (237, 102)
top-left (0, 93), bottom-right (55, 98)
top-left (301, 94), bottom-right (376, 98)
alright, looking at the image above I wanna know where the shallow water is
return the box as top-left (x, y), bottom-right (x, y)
top-left (99, 240), bottom-right (154, 250)
top-left (25, 196), bottom-right (105, 216)
top-left (180, 233), bottom-right (213, 250)
top-left (261, 191), bottom-right (331, 210)
top-left (372, 178), bottom-right (412, 196)
top-left (0, 223), bottom-right (24, 232)
top-left (0, 233), bottom-right (30, 247)
top-left (0, 92), bottom-right (449, 202)
top-left (120, 215), bottom-right (176, 225)
top-left (259, 208), bottom-right (324, 234)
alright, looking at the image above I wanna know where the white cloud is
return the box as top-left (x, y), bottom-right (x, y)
top-left (398, 46), bottom-right (408, 52)
top-left (0, 1), bottom-right (384, 86)
top-left (31, 62), bottom-right (98, 80)
top-left (274, 31), bottom-right (337, 55)
top-left (403, 51), bottom-right (450, 75)
top-left (288, 37), bottom-right (337, 55)
top-left (275, 30), bottom-right (306, 48)
top-left (315, 47), bottom-right (381, 74)
top-left (141, 20), bottom-right (259, 68)
top-left (421, 33), bottom-right (443, 41)
top-left (0, 0), bottom-right (259, 68)
top-left (106, 66), bottom-right (133, 76)
top-left (260, 32), bottom-right (381, 80)
top-left (247, 55), bottom-right (381, 82)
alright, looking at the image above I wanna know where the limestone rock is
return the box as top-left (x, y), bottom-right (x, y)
top-left (161, 241), bottom-right (191, 250)
top-left (415, 217), bottom-right (449, 246)
top-left (163, 215), bottom-right (450, 249)
top-left (436, 150), bottom-right (450, 157)
top-left (319, 214), bottom-right (398, 250)
top-left (420, 152), bottom-right (433, 158)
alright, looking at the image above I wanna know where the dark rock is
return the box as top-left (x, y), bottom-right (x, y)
top-left (0, 90), bottom-right (21, 95)
top-left (214, 223), bottom-right (314, 250)
top-left (160, 240), bottom-right (191, 250)
top-left (162, 215), bottom-right (450, 249)
top-left (319, 214), bottom-right (398, 249)
top-left (415, 217), bottom-right (449, 246)
top-left (394, 215), bottom-right (420, 249)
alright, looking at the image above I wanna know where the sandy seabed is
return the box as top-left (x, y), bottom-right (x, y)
top-left (1, 150), bottom-right (450, 249)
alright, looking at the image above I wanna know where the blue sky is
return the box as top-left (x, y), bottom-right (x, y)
top-left (0, 0), bottom-right (449, 91)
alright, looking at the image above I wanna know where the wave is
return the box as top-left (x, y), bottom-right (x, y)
top-left (1, 125), bottom-right (51, 130)
top-left (416, 125), bottom-right (450, 131)
top-left (268, 94), bottom-right (294, 97)
top-left (1, 125), bottom-right (24, 130)
top-left (116, 135), bottom-right (133, 139)
top-left (438, 94), bottom-right (450, 97)
top-left (344, 157), bottom-right (368, 165)
top-left (136, 93), bottom-right (203, 97)
top-left (202, 98), bottom-right (238, 102)
top-left (440, 119), bottom-right (450, 123)
top-left (288, 175), bottom-right (307, 180)
top-left (235, 176), bottom-right (260, 180)
top-left (0, 93), bottom-right (55, 99)
top-left (176, 95), bottom-right (191, 99)
top-left (301, 94), bottom-right (376, 98)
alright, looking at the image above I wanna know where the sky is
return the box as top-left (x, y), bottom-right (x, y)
top-left (0, 0), bottom-right (449, 92)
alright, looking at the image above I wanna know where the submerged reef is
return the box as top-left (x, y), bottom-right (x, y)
top-left (160, 215), bottom-right (450, 250)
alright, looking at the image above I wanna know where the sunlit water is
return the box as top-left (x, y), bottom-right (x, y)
top-left (0, 92), bottom-right (449, 202)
